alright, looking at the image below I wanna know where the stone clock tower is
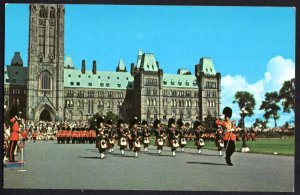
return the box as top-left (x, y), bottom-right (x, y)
top-left (26, 4), bottom-right (65, 121)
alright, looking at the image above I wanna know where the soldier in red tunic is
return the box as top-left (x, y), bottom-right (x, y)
top-left (9, 117), bottom-right (20, 162)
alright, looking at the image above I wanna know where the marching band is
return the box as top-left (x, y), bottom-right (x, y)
top-left (4, 107), bottom-right (238, 166)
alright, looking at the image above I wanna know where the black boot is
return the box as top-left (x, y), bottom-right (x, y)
top-left (225, 156), bottom-right (233, 166)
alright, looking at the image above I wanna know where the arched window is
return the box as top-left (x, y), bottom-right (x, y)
top-left (147, 99), bottom-right (150, 106)
top-left (40, 72), bottom-right (51, 90)
top-left (50, 7), bottom-right (56, 19)
top-left (153, 99), bottom-right (156, 106)
top-left (39, 6), bottom-right (46, 18)
top-left (147, 110), bottom-right (151, 119)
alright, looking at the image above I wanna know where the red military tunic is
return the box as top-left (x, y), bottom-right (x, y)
top-left (9, 118), bottom-right (20, 141)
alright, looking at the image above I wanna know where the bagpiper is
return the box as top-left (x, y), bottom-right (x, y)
top-left (130, 117), bottom-right (142, 157)
top-left (153, 119), bottom-right (165, 154)
top-left (107, 119), bottom-right (116, 153)
top-left (193, 121), bottom-right (205, 154)
top-left (95, 116), bottom-right (109, 159)
top-left (215, 124), bottom-right (224, 156)
top-left (178, 119), bottom-right (187, 152)
top-left (117, 119), bottom-right (128, 155)
top-left (215, 107), bottom-right (236, 166)
top-left (168, 118), bottom-right (179, 157)
top-left (141, 120), bottom-right (151, 152)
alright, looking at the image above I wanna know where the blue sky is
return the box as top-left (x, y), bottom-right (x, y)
top-left (5, 4), bottom-right (295, 127)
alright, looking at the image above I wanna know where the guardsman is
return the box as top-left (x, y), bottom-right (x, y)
top-left (56, 129), bottom-right (61, 144)
top-left (32, 131), bottom-right (37, 143)
top-left (168, 118), bottom-right (179, 157)
top-left (141, 120), bottom-right (151, 152)
top-left (66, 127), bottom-right (72, 144)
top-left (21, 128), bottom-right (28, 146)
top-left (193, 121), bottom-right (205, 154)
top-left (9, 117), bottom-right (20, 162)
top-left (215, 107), bottom-right (236, 166)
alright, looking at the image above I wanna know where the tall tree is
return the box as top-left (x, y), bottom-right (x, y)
top-left (233, 91), bottom-right (256, 117)
top-left (259, 92), bottom-right (281, 127)
top-left (279, 78), bottom-right (295, 114)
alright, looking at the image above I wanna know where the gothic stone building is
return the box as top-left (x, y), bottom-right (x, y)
top-left (4, 4), bottom-right (221, 123)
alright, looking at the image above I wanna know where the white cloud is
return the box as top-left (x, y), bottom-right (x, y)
top-left (221, 56), bottom-right (295, 127)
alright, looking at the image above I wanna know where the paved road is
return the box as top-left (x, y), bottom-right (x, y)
top-left (3, 140), bottom-right (294, 191)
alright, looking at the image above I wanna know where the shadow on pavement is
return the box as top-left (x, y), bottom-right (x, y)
top-left (145, 153), bottom-right (172, 157)
top-left (186, 162), bottom-right (227, 166)
top-left (78, 156), bottom-right (100, 159)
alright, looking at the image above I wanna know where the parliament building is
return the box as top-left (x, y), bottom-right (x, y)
top-left (4, 4), bottom-right (221, 123)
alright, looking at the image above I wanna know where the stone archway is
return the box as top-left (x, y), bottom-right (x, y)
top-left (40, 109), bottom-right (52, 121)
top-left (35, 104), bottom-right (56, 122)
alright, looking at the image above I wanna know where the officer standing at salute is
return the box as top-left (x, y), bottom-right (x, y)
top-left (8, 116), bottom-right (20, 162)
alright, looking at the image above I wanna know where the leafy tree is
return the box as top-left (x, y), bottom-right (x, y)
top-left (279, 78), bottom-right (295, 113)
top-left (253, 118), bottom-right (266, 129)
top-left (259, 92), bottom-right (281, 127)
top-left (104, 111), bottom-right (120, 124)
top-left (203, 114), bottom-right (217, 132)
top-left (233, 91), bottom-right (256, 117)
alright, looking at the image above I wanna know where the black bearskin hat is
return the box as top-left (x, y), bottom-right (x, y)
top-left (222, 107), bottom-right (232, 119)
top-left (176, 119), bottom-right (184, 128)
top-left (168, 118), bottom-right (176, 128)
top-left (153, 119), bottom-right (161, 128)
top-left (141, 120), bottom-right (148, 126)
top-left (117, 119), bottom-right (124, 128)
top-left (95, 116), bottom-right (105, 128)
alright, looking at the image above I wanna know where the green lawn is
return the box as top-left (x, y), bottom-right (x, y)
top-left (150, 137), bottom-right (295, 156)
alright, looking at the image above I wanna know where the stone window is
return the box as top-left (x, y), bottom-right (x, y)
top-left (50, 7), bottom-right (56, 19)
top-left (40, 72), bottom-right (51, 90)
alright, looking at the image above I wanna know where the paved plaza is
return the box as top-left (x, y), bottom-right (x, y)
top-left (3, 140), bottom-right (294, 192)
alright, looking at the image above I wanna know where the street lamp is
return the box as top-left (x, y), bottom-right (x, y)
top-left (240, 107), bottom-right (250, 152)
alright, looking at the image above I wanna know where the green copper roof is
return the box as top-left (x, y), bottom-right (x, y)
top-left (199, 57), bottom-right (216, 75)
top-left (116, 59), bottom-right (126, 72)
top-left (177, 69), bottom-right (191, 75)
top-left (6, 65), bottom-right (28, 85)
top-left (163, 74), bottom-right (198, 89)
top-left (140, 53), bottom-right (159, 72)
top-left (64, 55), bottom-right (75, 69)
top-left (136, 50), bottom-right (159, 72)
top-left (64, 69), bottom-right (134, 89)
